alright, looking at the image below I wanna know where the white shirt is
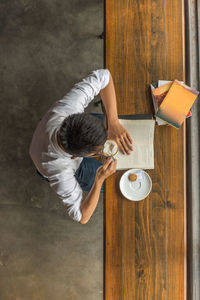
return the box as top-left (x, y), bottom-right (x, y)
top-left (29, 69), bottom-right (110, 222)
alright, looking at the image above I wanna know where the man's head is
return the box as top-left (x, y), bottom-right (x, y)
top-left (59, 113), bottom-right (107, 157)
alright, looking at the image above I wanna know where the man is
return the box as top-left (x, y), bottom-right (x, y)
top-left (29, 69), bottom-right (133, 224)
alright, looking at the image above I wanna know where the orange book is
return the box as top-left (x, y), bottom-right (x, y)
top-left (156, 80), bottom-right (199, 128)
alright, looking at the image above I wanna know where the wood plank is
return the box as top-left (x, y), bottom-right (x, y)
top-left (105, 0), bottom-right (186, 299)
top-left (164, 1), bottom-right (186, 299)
top-left (104, 173), bottom-right (123, 299)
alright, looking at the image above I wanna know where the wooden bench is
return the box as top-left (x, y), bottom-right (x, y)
top-left (104, 1), bottom-right (186, 299)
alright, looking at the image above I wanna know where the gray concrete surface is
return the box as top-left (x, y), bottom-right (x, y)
top-left (0, 1), bottom-right (104, 299)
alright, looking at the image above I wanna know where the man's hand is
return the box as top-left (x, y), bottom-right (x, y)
top-left (107, 119), bottom-right (134, 155)
top-left (96, 157), bottom-right (117, 183)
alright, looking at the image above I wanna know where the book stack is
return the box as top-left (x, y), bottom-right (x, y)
top-left (150, 80), bottom-right (199, 128)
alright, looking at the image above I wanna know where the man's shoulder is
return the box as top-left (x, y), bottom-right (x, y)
top-left (41, 152), bottom-right (82, 177)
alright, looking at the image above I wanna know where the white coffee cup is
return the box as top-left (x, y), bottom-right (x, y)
top-left (102, 139), bottom-right (118, 157)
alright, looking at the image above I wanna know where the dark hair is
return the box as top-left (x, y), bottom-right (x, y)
top-left (59, 113), bottom-right (107, 156)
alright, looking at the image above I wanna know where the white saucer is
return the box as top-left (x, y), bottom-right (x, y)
top-left (119, 169), bottom-right (152, 201)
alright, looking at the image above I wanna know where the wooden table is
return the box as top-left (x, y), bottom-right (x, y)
top-left (104, 1), bottom-right (186, 299)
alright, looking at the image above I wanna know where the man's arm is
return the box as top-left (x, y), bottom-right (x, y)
top-left (100, 73), bottom-right (134, 155)
top-left (100, 74), bottom-right (118, 123)
top-left (79, 157), bottom-right (116, 224)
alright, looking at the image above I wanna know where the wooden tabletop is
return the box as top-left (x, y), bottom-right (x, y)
top-left (104, 1), bottom-right (186, 299)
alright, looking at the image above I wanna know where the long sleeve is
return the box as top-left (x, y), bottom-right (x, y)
top-left (42, 156), bottom-right (83, 222)
top-left (45, 69), bottom-right (110, 136)
top-left (51, 69), bottom-right (110, 115)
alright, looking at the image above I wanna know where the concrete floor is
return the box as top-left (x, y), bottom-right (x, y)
top-left (0, 1), bottom-right (104, 299)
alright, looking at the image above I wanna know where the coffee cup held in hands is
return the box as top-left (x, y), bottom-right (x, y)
top-left (102, 139), bottom-right (118, 157)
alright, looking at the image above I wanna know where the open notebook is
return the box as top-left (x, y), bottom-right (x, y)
top-left (114, 119), bottom-right (155, 170)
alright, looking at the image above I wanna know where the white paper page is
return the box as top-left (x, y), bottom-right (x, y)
top-left (158, 80), bottom-right (172, 87)
top-left (158, 80), bottom-right (184, 87)
top-left (114, 119), bottom-right (155, 170)
top-left (150, 84), bottom-right (158, 112)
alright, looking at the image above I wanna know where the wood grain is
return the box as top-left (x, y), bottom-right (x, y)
top-left (105, 0), bottom-right (186, 299)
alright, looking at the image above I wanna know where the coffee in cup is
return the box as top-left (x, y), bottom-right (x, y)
top-left (102, 139), bottom-right (118, 157)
